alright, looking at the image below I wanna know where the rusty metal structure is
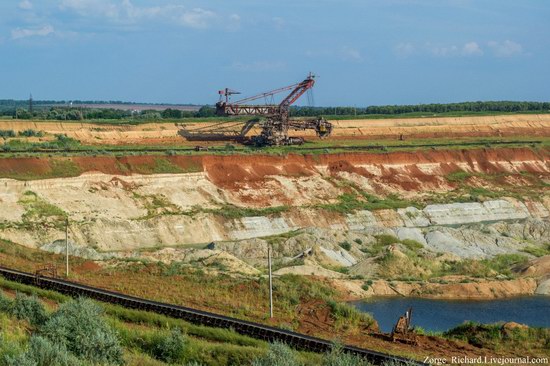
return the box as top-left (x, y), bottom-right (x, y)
top-left (34, 263), bottom-right (57, 284)
top-left (215, 73), bottom-right (332, 146)
top-left (390, 307), bottom-right (417, 345)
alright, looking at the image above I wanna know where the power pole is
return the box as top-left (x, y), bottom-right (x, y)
top-left (268, 245), bottom-right (273, 318)
top-left (65, 217), bottom-right (69, 277)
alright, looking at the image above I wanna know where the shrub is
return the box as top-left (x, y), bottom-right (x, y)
top-left (339, 241), bottom-right (351, 251)
top-left (252, 342), bottom-right (299, 366)
top-left (353, 238), bottom-right (362, 245)
top-left (374, 234), bottom-right (398, 247)
top-left (5, 336), bottom-right (80, 366)
top-left (0, 290), bottom-right (12, 313)
top-left (400, 239), bottom-right (424, 251)
top-left (323, 344), bottom-right (369, 366)
top-left (18, 129), bottom-right (44, 138)
top-left (327, 300), bottom-right (374, 328)
top-left (521, 245), bottom-right (550, 257)
top-left (0, 130), bottom-right (16, 139)
top-left (41, 298), bottom-right (123, 365)
top-left (11, 292), bottom-right (48, 326)
top-left (444, 321), bottom-right (502, 347)
top-left (152, 328), bottom-right (187, 363)
top-left (361, 280), bottom-right (373, 292)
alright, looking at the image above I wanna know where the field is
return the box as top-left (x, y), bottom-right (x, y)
top-left (0, 113), bottom-right (549, 150)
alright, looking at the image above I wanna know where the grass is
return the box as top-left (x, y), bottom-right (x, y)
top-left (0, 236), bottom-right (377, 346)
top-left (19, 191), bottom-right (66, 218)
top-left (318, 193), bottom-right (417, 214)
top-left (0, 157), bottom-right (83, 181)
top-left (362, 234), bottom-right (424, 257)
top-left (146, 158), bottom-right (185, 174)
top-left (326, 300), bottom-right (375, 330)
top-left (521, 244), bottom-right (550, 257)
top-left (0, 276), bottom-right (266, 349)
top-left (6, 191), bottom-right (69, 231)
top-left (0, 276), bottom-right (340, 365)
top-left (439, 254), bottom-right (529, 279)
top-left (0, 312), bottom-right (28, 361)
top-left (201, 204), bottom-right (289, 219)
top-left (261, 230), bottom-right (302, 247)
top-left (362, 234), bottom-right (529, 282)
top-left (444, 321), bottom-right (550, 353)
top-left (1, 126), bottom-right (548, 159)
top-left (445, 170), bottom-right (473, 183)
top-left (132, 192), bottom-right (181, 220)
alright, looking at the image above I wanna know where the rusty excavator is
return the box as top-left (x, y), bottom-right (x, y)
top-left (180, 74), bottom-right (332, 146)
top-left (216, 73), bottom-right (332, 146)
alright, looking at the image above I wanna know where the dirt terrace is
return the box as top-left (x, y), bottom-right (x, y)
top-left (0, 147), bottom-right (547, 180)
top-left (0, 147), bottom-right (548, 208)
top-left (1, 113), bottom-right (549, 145)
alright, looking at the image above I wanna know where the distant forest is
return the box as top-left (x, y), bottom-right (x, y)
top-left (0, 100), bottom-right (548, 120)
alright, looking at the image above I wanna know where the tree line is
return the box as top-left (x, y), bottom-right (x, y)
top-left (290, 101), bottom-right (550, 116)
top-left (0, 101), bottom-right (548, 120)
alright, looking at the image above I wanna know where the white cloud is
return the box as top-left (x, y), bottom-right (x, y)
top-left (340, 46), bottom-right (362, 62)
top-left (60, 0), bottom-right (119, 18)
top-left (11, 24), bottom-right (54, 39)
top-left (462, 42), bottom-right (483, 56)
top-left (427, 41), bottom-right (483, 57)
top-left (179, 8), bottom-right (217, 29)
top-left (18, 0), bottom-right (33, 10)
top-left (488, 40), bottom-right (523, 57)
top-left (59, 0), bottom-right (223, 29)
top-left (394, 42), bottom-right (415, 57)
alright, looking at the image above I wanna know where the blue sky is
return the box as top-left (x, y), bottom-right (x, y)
top-left (0, 0), bottom-right (548, 106)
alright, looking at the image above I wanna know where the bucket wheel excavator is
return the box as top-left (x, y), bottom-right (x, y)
top-left (215, 73), bottom-right (332, 146)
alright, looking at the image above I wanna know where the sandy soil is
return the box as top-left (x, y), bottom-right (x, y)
top-left (1, 113), bottom-right (549, 145)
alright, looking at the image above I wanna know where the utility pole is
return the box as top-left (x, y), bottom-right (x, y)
top-left (65, 217), bottom-right (69, 277)
top-left (268, 245), bottom-right (273, 318)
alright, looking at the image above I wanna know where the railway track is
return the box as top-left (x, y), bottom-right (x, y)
top-left (0, 265), bottom-right (425, 365)
top-left (0, 139), bottom-right (543, 155)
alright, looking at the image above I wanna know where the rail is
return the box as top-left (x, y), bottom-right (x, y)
top-left (0, 265), bottom-right (425, 365)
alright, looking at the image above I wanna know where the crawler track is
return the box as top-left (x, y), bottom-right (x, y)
top-left (0, 266), bottom-right (425, 365)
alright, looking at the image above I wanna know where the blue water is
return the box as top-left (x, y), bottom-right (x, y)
top-left (351, 296), bottom-right (550, 333)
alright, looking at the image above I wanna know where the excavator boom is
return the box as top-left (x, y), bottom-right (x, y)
top-left (214, 73), bottom-right (332, 146)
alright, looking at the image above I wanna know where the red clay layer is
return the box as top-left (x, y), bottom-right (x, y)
top-left (0, 148), bottom-right (547, 184)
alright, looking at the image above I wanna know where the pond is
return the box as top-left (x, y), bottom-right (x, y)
top-left (351, 296), bottom-right (550, 333)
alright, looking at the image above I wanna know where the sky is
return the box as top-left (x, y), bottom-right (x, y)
top-left (0, 0), bottom-right (549, 106)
